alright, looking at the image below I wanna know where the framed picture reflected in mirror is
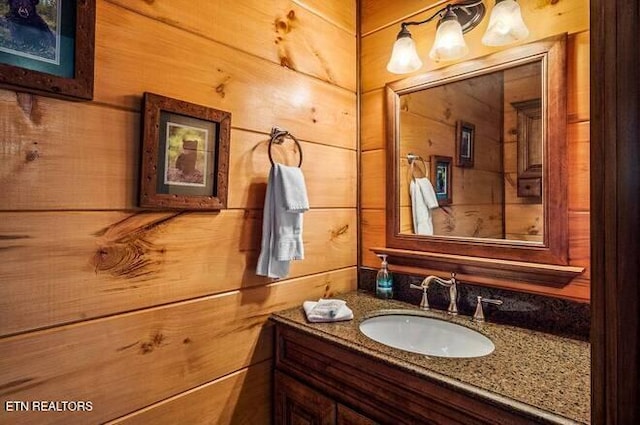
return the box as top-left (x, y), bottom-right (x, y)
top-left (430, 155), bottom-right (452, 206)
top-left (456, 120), bottom-right (475, 168)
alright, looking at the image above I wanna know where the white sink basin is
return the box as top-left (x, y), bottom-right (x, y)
top-left (359, 314), bottom-right (494, 358)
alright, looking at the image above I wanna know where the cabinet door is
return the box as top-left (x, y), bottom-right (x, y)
top-left (337, 404), bottom-right (378, 425)
top-left (275, 370), bottom-right (336, 425)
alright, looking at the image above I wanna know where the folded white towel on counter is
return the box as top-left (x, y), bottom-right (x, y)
top-left (303, 299), bottom-right (353, 323)
top-left (256, 163), bottom-right (309, 279)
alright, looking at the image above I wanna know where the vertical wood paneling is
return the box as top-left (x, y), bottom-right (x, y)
top-left (590, 1), bottom-right (640, 421)
top-left (360, 1), bottom-right (590, 301)
top-left (361, 209), bottom-right (386, 268)
top-left (361, 150), bottom-right (385, 209)
top-left (568, 121), bottom-right (590, 211)
top-left (567, 31), bottom-right (590, 123)
top-left (0, 0), bottom-right (356, 424)
top-left (361, 89), bottom-right (385, 151)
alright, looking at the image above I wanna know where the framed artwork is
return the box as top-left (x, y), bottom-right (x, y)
top-left (456, 120), bottom-right (475, 167)
top-left (431, 155), bottom-right (452, 206)
top-left (140, 92), bottom-right (231, 210)
top-left (0, 0), bottom-right (95, 100)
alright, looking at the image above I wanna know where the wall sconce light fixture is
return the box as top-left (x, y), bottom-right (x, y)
top-left (386, 0), bottom-right (529, 74)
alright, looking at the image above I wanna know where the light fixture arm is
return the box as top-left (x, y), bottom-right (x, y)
top-left (399, 0), bottom-right (485, 33)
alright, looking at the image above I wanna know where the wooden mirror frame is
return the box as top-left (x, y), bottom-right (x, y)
top-left (381, 35), bottom-right (581, 284)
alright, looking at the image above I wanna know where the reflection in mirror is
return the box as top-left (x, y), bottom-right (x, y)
top-left (398, 60), bottom-right (543, 243)
top-left (385, 35), bottom-right (569, 267)
top-left (513, 98), bottom-right (542, 198)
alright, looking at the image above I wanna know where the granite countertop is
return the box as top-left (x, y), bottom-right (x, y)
top-left (271, 291), bottom-right (590, 425)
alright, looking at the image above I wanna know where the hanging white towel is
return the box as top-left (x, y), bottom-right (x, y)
top-left (410, 177), bottom-right (439, 235)
top-left (256, 163), bottom-right (309, 279)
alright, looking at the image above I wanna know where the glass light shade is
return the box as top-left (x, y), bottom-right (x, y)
top-left (482, 0), bottom-right (529, 46)
top-left (428, 18), bottom-right (469, 62)
top-left (387, 34), bottom-right (423, 74)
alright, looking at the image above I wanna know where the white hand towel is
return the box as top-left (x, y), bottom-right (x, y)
top-left (410, 177), bottom-right (439, 235)
top-left (280, 165), bottom-right (310, 212)
top-left (256, 164), bottom-right (309, 279)
top-left (276, 165), bottom-right (309, 261)
top-left (303, 299), bottom-right (354, 323)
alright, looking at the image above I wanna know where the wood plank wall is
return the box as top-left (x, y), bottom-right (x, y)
top-left (360, 0), bottom-right (590, 301)
top-left (0, 1), bottom-right (357, 424)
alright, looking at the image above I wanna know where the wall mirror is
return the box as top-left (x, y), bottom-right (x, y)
top-left (384, 35), bottom-right (571, 269)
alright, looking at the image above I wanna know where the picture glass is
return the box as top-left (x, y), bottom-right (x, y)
top-left (435, 162), bottom-right (447, 198)
top-left (157, 111), bottom-right (219, 197)
top-left (164, 122), bottom-right (208, 188)
top-left (0, 0), bottom-right (75, 77)
top-left (460, 129), bottom-right (471, 159)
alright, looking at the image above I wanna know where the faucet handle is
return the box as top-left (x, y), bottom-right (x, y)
top-left (410, 284), bottom-right (430, 310)
top-left (473, 296), bottom-right (503, 322)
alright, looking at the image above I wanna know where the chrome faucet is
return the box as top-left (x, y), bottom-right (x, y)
top-left (410, 272), bottom-right (458, 315)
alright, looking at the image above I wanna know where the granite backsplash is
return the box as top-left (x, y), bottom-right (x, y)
top-left (359, 267), bottom-right (590, 340)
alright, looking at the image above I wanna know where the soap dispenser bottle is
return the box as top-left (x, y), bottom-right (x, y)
top-left (375, 254), bottom-right (393, 299)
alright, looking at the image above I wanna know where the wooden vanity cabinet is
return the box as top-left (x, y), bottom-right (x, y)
top-left (274, 370), bottom-right (336, 425)
top-left (274, 322), bottom-right (546, 425)
top-left (275, 370), bottom-right (377, 425)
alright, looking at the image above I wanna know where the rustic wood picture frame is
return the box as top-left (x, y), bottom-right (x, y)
top-left (430, 155), bottom-right (452, 206)
top-left (456, 120), bottom-right (475, 167)
top-left (140, 92), bottom-right (231, 210)
top-left (0, 0), bottom-right (96, 100)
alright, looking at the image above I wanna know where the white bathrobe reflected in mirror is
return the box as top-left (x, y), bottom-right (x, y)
top-left (410, 177), bottom-right (439, 235)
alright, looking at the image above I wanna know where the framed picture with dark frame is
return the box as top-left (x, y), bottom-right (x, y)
top-left (431, 155), bottom-right (452, 206)
top-left (139, 92), bottom-right (231, 210)
top-left (456, 120), bottom-right (475, 167)
top-left (0, 0), bottom-right (95, 100)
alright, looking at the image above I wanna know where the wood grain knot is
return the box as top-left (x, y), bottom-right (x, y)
top-left (215, 83), bottom-right (226, 98)
top-left (330, 224), bottom-right (349, 240)
top-left (140, 332), bottom-right (165, 355)
top-left (280, 56), bottom-right (293, 68)
top-left (275, 18), bottom-right (290, 33)
top-left (25, 150), bottom-right (39, 162)
top-left (93, 240), bottom-right (158, 279)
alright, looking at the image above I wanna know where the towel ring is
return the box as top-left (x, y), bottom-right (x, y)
top-left (407, 153), bottom-right (428, 181)
top-left (268, 127), bottom-right (303, 167)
